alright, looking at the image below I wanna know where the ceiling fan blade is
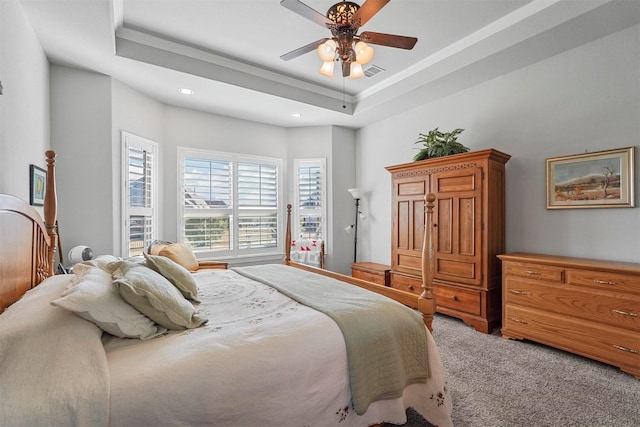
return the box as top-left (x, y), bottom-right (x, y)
top-left (359, 31), bottom-right (418, 49)
top-left (280, 0), bottom-right (333, 28)
top-left (281, 38), bottom-right (329, 61)
top-left (351, 0), bottom-right (390, 27)
top-left (342, 61), bottom-right (351, 78)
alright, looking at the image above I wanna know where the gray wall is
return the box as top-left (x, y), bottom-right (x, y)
top-left (356, 24), bottom-right (640, 264)
top-left (0, 0), bottom-right (49, 200)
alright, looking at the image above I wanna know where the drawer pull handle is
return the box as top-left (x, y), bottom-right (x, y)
top-left (510, 290), bottom-right (527, 295)
top-left (524, 270), bottom-right (540, 275)
top-left (451, 295), bottom-right (458, 301)
top-left (510, 317), bottom-right (528, 324)
top-left (408, 285), bottom-right (414, 291)
top-left (594, 279), bottom-right (616, 285)
top-left (612, 345), bottom-right (638, 354)
top-left (612, 309), bottom-right (638, 317)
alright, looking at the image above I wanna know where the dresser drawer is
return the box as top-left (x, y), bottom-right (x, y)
top-left (503, 305), bottom-right (640, 376)
top-left (504, 278), bottom-right (640, 331)
top-left (433, 284), bottom-right (481, 316)
top-left (390, 272), bottom-right (423, 295)
top-left (504, 262), bottom-right (564, 283)
top-left (567, 269), bottom-right (640, 295)
top-left (352, 262), bottom-right (390, 286)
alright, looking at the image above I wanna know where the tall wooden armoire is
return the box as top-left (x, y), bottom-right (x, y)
top-left (386, 149), bottom-right (511, 333)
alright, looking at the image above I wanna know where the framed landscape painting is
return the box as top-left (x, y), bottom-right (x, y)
top-left (546, 147), bottom-right (635, 209)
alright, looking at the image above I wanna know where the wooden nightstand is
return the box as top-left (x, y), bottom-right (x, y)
top-left (351, 262), bottom-right (391, 286)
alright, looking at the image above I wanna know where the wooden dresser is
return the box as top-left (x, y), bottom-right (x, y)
top-left (498, 253), bottom-right (640, 378)
top-left (386, 149), bottom-right (510, 333)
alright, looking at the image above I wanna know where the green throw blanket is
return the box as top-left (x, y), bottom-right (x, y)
top-left (233, 264), bottom-right (429, 415)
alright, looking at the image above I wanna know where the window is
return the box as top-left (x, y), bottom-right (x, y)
top-left (122, 132), bottom-right (158, 257)
top-left (294, 158), bottom-right (326, 240)
top-left (179, 149), bottom-right (282, 259)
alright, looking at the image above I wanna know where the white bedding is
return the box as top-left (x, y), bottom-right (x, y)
top-left (0, 268), bottom-right (452, 427)
top-left (103, 269), bottom-right (453, 427)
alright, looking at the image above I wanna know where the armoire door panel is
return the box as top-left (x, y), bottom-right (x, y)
top-left (458, 197), bottom-right (476, 256)
top-left (434, 173), bottom-right (476, 193)
top-left (412, 199), bottom-right (424, 252)
top-left (397, 201), bottom-right (409, 249)
top-left (436, 258), bottom-right (477, 281)
top-left (398, 180), bottom-right (425, 196)
top-left (436, 198), bottom-right (453, 254)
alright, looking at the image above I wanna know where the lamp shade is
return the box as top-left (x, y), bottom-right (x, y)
top-left (319, 60), bottom-right (335, 77)
top-left (68, 245), bottom-right (93, 264)
top-left (348, 188), bottom-right (363, 199)
top-left (317, 39), bottom-right (337, 62)
top-left (349, 62), bottom-right (364, 79)
top-left (355, 41), bottom-right (374, 65)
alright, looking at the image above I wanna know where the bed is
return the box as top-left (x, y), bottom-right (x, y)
top-left (0, 151), bottom-right (452, 427)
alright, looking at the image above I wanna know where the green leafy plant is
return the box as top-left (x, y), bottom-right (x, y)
top-left (413, 128), bottom-right (469, 161)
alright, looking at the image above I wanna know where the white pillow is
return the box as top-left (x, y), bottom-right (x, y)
top-left (51, 263), bottom-right (167, 340)
top-left (111, 261), bottom-right (207, 330)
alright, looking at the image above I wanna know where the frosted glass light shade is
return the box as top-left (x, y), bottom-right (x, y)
top-left (319, 61), bottom-right (335, 77)
top-left (349, 62), bottom-right (364, 79)
top-left (355, 41), bottom-right (374, 64)
top-left (317, 39), bottom-right (337, 61)
top-left (348, 188), bottom-right (363, 199)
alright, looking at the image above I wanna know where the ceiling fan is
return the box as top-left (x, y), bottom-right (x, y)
top-left (280, 0), bottom-right (418, 78)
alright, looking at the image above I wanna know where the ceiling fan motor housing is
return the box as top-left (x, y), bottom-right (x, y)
top-left (326, 2), bottom-right (360, 27)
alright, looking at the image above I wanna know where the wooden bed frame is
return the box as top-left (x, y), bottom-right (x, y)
top-left (0, 151), bottom-right (437, 331)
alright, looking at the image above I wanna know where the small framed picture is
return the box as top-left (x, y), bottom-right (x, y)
top-left (546, 147), bottom-right (635, 209)
top-left (29, 164), bottom-right (46, 206)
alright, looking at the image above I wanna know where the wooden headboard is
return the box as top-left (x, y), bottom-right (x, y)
top-left (0, 151), bottom-right (57, 312)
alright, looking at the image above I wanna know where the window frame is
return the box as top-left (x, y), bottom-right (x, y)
top-left (293, 158), bottom-right (327, 243)
top-left (178, 147), bottom-right (283, 261)
top-left (121, 131), bottom-right (158, 257)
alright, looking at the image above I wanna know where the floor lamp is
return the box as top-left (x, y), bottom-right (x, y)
top-left (347, 188), bottom-right (363, 263)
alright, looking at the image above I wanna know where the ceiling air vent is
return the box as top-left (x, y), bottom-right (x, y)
top-left (364, 65), bottom-right (385, 78)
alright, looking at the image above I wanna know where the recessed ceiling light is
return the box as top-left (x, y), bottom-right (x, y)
top-left (179, 88), bottom-right (194, 95)
top-left (292, 113), bottom-right (302, 118)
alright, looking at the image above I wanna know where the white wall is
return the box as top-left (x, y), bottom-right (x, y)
top-left (50, 66), bottom-right (113, 259)
top-left (357, 25), bottom-right (640, 264)
top-left (0, 0), bottom-right (49, 199)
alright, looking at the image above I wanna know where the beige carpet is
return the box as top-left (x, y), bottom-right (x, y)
top-left (386, 313), bottom-right (639, 426)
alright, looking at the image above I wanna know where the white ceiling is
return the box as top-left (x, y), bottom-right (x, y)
top-left (19, 0), bottom-right (640, 128)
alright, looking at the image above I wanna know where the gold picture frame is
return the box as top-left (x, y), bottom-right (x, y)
top-left (546, 147), bottom-right (635, 209)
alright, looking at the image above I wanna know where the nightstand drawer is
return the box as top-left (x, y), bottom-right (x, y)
top-left (505, 262), bottom-right (564, 283)
top-left (352, 262), bottom-right (390, 286)
top-left (433, 284), bottom-right (481, 316)
top-left (567, 269), bottom-right (640, 295)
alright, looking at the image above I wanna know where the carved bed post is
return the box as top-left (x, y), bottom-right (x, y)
top-left (44, 150), bottom-right (57, 277)
top-left (419, 193), bottom-right (437, 332)
top-left (285, 204), bottom-right (292, 262)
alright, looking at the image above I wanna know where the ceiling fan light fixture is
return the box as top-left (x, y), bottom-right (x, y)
top-left (317, 39), bottom-right (337, 61)
top-left (355, 41), bottom-right (374, 65)
top-left (319, 60), bottom-right (335, 77)
top-left (327, 2), bottom-right (360, 26)
top-left (349, 61), bottom-right (365, 79)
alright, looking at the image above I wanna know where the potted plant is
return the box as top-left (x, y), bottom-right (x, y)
top-left (413, 128), bottom-right (469, 161)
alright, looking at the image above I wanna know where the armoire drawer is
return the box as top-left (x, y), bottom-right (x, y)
top-left (433, 285), bottom-right (481, 316)
top-left (504, 262), bottom-right (564, 283)
top-left (504, 278), bottom-right (640, 331)
top-left (503, 304), bottom-right (640, 377)
top-left (390, 272), bottom-right (423, 295)
top-left (567, 269), bottom-right (640, 295)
